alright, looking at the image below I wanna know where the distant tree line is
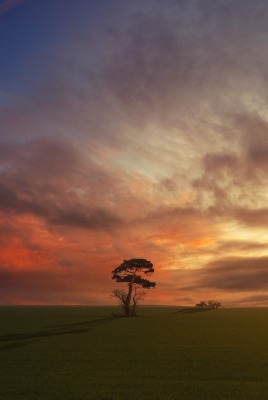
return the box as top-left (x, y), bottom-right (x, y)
top-left (195, 300), bottom-right (221, 309)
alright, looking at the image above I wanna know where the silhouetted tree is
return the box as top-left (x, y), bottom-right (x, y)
top-left (112, 287), bottom-right (146, 316)
top-left (207, 300), bottom-right (221, 309)
top-left (196, 300), bottom-right (222, 309)
top-left (111, 258), bottom-right (155, 317)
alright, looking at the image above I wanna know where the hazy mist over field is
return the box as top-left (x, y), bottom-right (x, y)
top-left (1, 0), bottom-right (268, 306)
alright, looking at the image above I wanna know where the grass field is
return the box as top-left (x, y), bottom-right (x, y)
top-left (1, 306), bottom-right (268, 399)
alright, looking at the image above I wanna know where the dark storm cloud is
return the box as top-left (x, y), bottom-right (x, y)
top-left (235, 294), bottom-right (268, 305)
top-left (233, 207), bottom-right (268, 227)
top-left (0, 180), bottom-right (46, 216)
top-left (248, 146), bottom-right (268, 168)
top-left (0, 265), bottom-right (97, 304)
top-left (0, 137), bottom-right (124, 230)
top-left (49, 207), bottom-right (122, 230)
top-left (24, 139), bottom-right (81, 177)
top-left (0, 190), bottom-right (122, 232)
top-left (0, 267), bottom-right (61, 293)
top-left (0, 136), bottom-right (81, 178)
top-left (193, 257), bottom-right (268, 291)
top-left (203, 152), bottom-right (239, 173)
top-left (0, 176), bottom-right (123, 230)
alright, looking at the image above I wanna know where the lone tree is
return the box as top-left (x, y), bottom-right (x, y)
top-left (111, 258), bottom-right (156, 317)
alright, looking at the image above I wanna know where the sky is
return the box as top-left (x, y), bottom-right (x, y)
top-left (1, 0), bottom-right (268, 307)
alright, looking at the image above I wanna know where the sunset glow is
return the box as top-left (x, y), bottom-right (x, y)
top-left (1, 0), bottom-right (268, 306)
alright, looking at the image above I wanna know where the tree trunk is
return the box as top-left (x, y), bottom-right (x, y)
top-left (125, 282), bottom-right (133, 316)
top-left (132, 297), bottom-right (137, 316)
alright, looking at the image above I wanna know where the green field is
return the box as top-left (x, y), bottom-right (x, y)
top-left (1, 306), bottom-right (268, 399)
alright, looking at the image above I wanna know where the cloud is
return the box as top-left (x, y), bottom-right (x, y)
top-left (0, 0), bottom-right (25, 16)
top-left (234, 294), bottom-right (268, 306)
top-left (215, 240), bottom-right (268, 254)
top-left (191, 256), bottom-right (268, 291)
top-left (248, 145), bottom-right (268, 168)
top-left (0, 173), bottom-right (124, 232)
top-left (0, 265), bottom-right (106, 305)
top-left (190, 112), bottom-right (268, 218)
top-left (0, 137), bottom-right (129, 231)
top-left (2, 0), bottom-right (268, 305)
top-left (203, 152), bottom-right (239, 173)
top-left (232, 207), bottom-right (268, 227)
top-left (50, 208), bottom-right (123, 230)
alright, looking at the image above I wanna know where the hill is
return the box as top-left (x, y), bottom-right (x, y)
top-left (1, 306), bottom-right (268, 399)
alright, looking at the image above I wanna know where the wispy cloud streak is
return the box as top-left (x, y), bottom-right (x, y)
top-left (0, 0), bottom-right (25, 16)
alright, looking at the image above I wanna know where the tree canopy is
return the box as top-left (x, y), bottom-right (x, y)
top-left (112, 258), bottom-right (156, 317)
